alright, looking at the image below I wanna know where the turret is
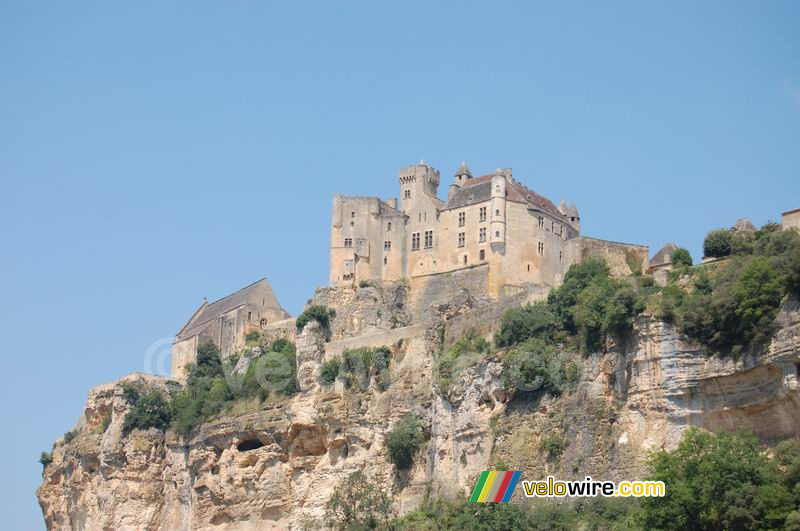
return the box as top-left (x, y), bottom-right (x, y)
top-left (398, 160), bottom-right (440, 212)
top-left (449, 161), bottom-right (472, 201)
top-left (490, 174), bottom-right (507, 247)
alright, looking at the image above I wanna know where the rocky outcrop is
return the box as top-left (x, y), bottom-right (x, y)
top-left (38, 297), bottom-right (800, 530)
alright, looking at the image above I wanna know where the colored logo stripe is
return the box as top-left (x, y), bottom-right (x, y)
top-left (477, 471), bottom-right (498, 502)
top-left (469, 471), bottom-right (522, 502)
top-left (469, 471), bottom-right (489, 502)
top-left (500, 471), bottom-right (521, 502)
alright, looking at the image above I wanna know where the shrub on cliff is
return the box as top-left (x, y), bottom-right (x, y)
top-left (122, 389), bottom-right (172, 435)
top-left (548, 257), bottom-right (610, 333)
top-left (39, 451), bottom-right (53, 472)
top-left (320, 357), bottom-right (340, 385)
top-left (495, 302), bottom-right (559, 348)
top-left (386, 414), bottom-right (423, 470)
top-left (703, 229), bottom-right (734, 258)
top-left (296, 305), bottom-right (335, 335)
top-left (325, 470), bottom-right (393, 530)
top-left (436, 329), bottom-right (490, 394)
top-left (501, 338), bottom-right (578, 401)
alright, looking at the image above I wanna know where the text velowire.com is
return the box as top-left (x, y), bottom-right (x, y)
top-left (522, 476), bottom-right (665, 498)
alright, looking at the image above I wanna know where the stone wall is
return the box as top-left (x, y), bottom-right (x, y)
top-left (324, 324), bottom-right (426, 359)
top-left (407, 264), bottom-right (490, 318)
top-left (564, 236), bottom-right (649, 277)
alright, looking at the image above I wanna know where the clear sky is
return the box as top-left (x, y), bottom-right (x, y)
top-left (1, 1), bottom-right (798, 528)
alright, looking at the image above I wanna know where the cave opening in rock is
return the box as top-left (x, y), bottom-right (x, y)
top-left (237, 439), bottom-right (265, 452)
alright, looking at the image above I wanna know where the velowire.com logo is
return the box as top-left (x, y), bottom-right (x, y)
top-left (469, 471), bottom-right (522, 502)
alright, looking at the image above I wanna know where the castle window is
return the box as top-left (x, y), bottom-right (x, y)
top-left (384, 241), bottom-right (391, 250)
top-left (479, 249), bottom-right (485, 261)
top-left (479, 207), bottom-right (486, 222)
top-left (458, 232), bottom-right (465, 247)
top-left (424, 230), bottom-right (433, 248)
top-left (463, 255), bottom-right (468, 264)
top-left (479, 227), bottom-right (486, 242)
top-left (387, 222), bottom-right (392, 231)
top-left (495, 231), bottom-right (500, 238)
top-left (458, 212), bottom-right (465, 227)
top-left (344, 238), bottom-right (353, 247)
top-left (411, 232), bottom-right (420, 251)
top-left (538, 242), bottom-right (544, 255)
top-left (495, 209), bottom-right (500, 217)
top-left (538, 216), bottom-right (544, 228)
top-left (559, 251), bottom-right (563, 263)
top-left (404, 190), bottom-right (411, 199)
top-left (527, 264), bottom-right (530, 272)
top-left (383, 256), bottom-right (387, 265)
top-left (351, 211), bottom-right (355, 218)
top-left (248, 311), bottom-right (252, 322)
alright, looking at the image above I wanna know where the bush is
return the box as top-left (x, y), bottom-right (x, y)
top-left (325, 470), bottom-right (393, 530)
top-left (320, 357), bottom-right (340, 385)
top-left (501, 339), bottom-right (574, 401)
top-left (39, 451), bottom-right (53, 471)
top-left (677, 256), bottom-right (783, 355)
top-left (671, 247), bottom-right (693, 268)
top-left (703, 229), bottom-right (734, 258)
top-left (122, 389), bottom-right (172, 435)
top-left (548, 257), bottom-right (610, 333)
top-left (436, 330), bottom-right (490, 394)
top-left (386, 414), bottom-right (423, 470)
top-left (172, 339), bottom-right (299, 434)
top-left (296, 305), bottom-right (335, 335)
top-left (540, 432), bottom-right (568, 460)
top-left (641, 428), bottom-right (795, 530)
top-left (495, 302), bottom-right (559, 348)
top-left (573, 277), bottom-right (643, 354)
top-left (63, 430), bottom-right (76, 444)
top-left (245, 330), bottom-right (261, 344)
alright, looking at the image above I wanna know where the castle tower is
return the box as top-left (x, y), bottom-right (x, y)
top-left (490, 174), bottom-right (507, 248)
top-left (398, 160), bottom-right (440, 213)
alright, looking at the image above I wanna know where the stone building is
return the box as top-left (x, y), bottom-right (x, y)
top-left (783, 208), bottom-right (800, 232)
top-left (171, 278), bottom-right (289, 381)
top-left (329, 161), bottom-right (648, 297)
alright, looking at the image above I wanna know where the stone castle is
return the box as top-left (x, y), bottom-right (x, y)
top-left (330, 160), bottom-right (648, 296)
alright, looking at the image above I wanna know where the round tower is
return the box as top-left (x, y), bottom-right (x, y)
top-left (490, 174), bottom-right (506, 247)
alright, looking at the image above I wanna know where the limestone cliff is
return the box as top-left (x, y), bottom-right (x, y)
top-left (37, 288), bottom-right (800, 530)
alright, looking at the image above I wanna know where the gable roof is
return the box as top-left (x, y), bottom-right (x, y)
top-left (649, 242), bottom-right (678, 268)
top-left (176, 278), bottom-right (287, 339)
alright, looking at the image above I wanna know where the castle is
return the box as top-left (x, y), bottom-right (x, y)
top-left (330, 161), bottom-right (649, 296)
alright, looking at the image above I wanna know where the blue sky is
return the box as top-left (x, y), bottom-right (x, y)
top-left (1, 1), bottom-right (798, 527)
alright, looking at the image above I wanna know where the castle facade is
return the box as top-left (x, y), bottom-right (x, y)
top-left (330, 161), bottom-right (648, 296)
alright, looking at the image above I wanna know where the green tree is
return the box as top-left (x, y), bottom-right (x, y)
top-left (703, 229), bottom-right (734, 258)
top-left (641, 428), bottom-right (794, 530)
top-left (548, 257), bottom-right (610, 333)
top-left (495, 302), bottom-right (559, 348)
top-left (671, 247), bottom-right (693, 268)
top-left (122, 390), bottom-right (172, 435)
top-left (325, 470), bottom-right (393, 530)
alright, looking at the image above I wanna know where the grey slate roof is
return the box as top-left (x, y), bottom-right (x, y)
top-left (649, 243), bottom-right (678, 268)
top-left (176, 278), bottom-right (286, 339)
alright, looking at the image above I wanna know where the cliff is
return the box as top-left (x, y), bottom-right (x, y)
top-left (37, 286), bottom-right (800, 530)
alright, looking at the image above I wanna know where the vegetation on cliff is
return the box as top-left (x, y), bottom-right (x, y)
top-left (319, 346), bottom-right (392, 391)
top-left (385, 413), bottom-right (423, 470)
top-left (326, 429), bottom-right (800, 530)
top-left (656, 224), bottom-right (800, 355)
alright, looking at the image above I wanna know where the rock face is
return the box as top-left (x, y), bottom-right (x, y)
top-left (38, 296), bottom-right (800, 530)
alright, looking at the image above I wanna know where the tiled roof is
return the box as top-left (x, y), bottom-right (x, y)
top-left (649, 243), bottom-right (678, 268)
top-left (444, 172), bottom-right (570, 222)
